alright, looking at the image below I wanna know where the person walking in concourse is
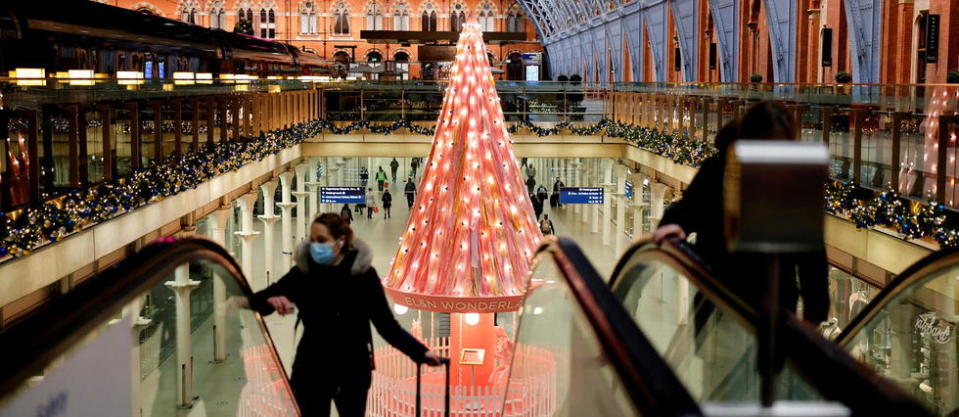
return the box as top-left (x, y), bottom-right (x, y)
top-left (382, 189), bottom-right (393, 219)
top-left (652, 101), bottom-right (829, 325)
top-left (375, 166), bottom-right (388, 191)
top-left (404, 178), bottom-right (416, 209)
top-left (365, 188), bottom-right (377, 219)
top-left (340, 204), bottom-right (353, 225)
top-left (248, 213), bottom-right (443, 417)
top-left (539, 213), bottom-right (555, 235)
top-left (390, 158), bottom-right (400, 183)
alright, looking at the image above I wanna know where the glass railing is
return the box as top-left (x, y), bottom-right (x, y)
top-left (608, 238), bottom-right (932, 415)
top-left (503, 237), bottom-right (702, 416)
top-left (0, 238), bottom-right (298, 417)
top-left (835, 247), bottom-right (959, 416)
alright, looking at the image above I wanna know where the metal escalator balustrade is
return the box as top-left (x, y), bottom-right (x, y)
top-left (502, 236), bottom-right (703, 417)
top-left (834, 246), bottom-right (959, 416)
top-left (608, 238), bottom-right (931, 416)
top-left (0, 237), bottom-right (299, 417)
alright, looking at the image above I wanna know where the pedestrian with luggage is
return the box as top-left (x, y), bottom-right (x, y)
top-left (247, 213), bottom-right (443, 417)
top-left (340, 204), bottom-right (353, 224)
top-left (390, 158), bottom-right (400, 182)
top-left (375, 167), bottom-right (388, 191)
top-left (366, 188), bottom-right (377, 219)
top-left (539, 214), bottom-right (555, 235)
top-left (404, 178), bottom-right (416, 209)
top-left (382, 190), bottom-right (393, 219)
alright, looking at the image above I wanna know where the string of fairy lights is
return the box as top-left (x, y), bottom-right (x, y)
top-left (0, 120), bottom-right (323, 258)
top-left (2, 114), bottom-right (956, 258)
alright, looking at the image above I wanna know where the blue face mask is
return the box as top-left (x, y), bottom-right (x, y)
top-left (310, 242), bottom-right (336, 265)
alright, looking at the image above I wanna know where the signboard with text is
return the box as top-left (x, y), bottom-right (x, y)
top-left (559, 187), bottom-right (604, 204)
top-left (320, 187), bottom-right (365, 204)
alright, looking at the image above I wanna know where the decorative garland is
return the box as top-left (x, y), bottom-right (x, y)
top-left (825, 181), bottom-right (958, 248)
top-left (0, 120), bottom-right (325, 258)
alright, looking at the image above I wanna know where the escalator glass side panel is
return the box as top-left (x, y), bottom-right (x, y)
top-left (0, 239), bottom-right (298, 417)
top-left (503, 238), bottom-right (702, 417)
top-left (507, 253), bottom-right (640, 417)
top-left (610, 252), bottom-right (818, 403)
top-left (818, 266), bottom-right (881, 340)
top-left (837, 261), bottom-right (959, 416)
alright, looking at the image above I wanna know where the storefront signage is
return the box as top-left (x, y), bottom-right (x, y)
top-left (320, 186), bottom-right (365, 204)
top-left (559, 187), bottom-right (604, 204)
top-left (927, 14), bottom-right (940, 63)
top-left (915, 311), bottom-right (954, 344)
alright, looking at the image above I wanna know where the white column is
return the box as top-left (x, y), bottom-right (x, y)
top-left (583, 160), bottom-right (592, 223)
top-left (259, 180), bottom-right (279, 287)
top-left (600, 160), bottom-right (613, 245)
top-left (165, 265), bottom-right (200, 408)
top-left (614, 165), bottom-right (628, 255)
top-left (234, 193), bottom-right (262, 287)
top-left (649, 182), bottom-right (670, 228)
top-left (571, 159), bottom-right (582, 216)
top-left (277, 171), bottom-right (296, 271)
top-left (631, 174), bottom-right (648, 237)
top-left (293, 163), bottom-right (310, 242)
top-left (207, 208), bottom-right (230, 363)
top-left (307, 158), bottom-right (320, 220)
top-left (128, 296), bottom-right (152, 417)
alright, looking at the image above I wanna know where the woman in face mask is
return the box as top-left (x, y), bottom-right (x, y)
top-left (248, 213), bottom-right (442, 417)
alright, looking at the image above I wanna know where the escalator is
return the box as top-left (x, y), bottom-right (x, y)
top-left (0, 238), bottom-right (299, 417)
top-left (831, 247), bottom-right (959, 416)
top-left (605, 238), bottom-right (930, 416)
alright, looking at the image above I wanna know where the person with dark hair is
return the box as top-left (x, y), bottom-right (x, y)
top-left (248, 213), bottom-right (442, 417)
top-left (340, 204), bottom-right (353, 224)
top-left (389, 158), bottom-right (400, 182)
top-left (404, 178), bottom-right (416, 209)
top-left (365, 188), bottom-right (377, 219)
top-left (531, 193), bottom-right (544, 220)
top-left (382, 189), bottom-right (393, 219)
top-left (653, 100), bottom-right (827, 325)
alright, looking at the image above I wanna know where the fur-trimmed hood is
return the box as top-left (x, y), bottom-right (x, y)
top-left (293, 238), bottom-right (373, 276)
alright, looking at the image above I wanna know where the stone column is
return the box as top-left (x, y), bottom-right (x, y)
top-left (206, 208), bottom-right (230, 363)
top-left (631, 174), bottom-right (648, 237)
top-left (306, 158), bottom-right (320, 220)
top-left (128, 295), bottom-right (152, 417)
top-left (600, 160), bottom-right (613, 243)
top-left (293, 163), bottom-right (310, 242)
top-left (234, 193), bottom-right (262, 287)
top-left (259, 180), bottom-right (279, 287)
top-left (571, 159), bottom-right (582, 216)
top-left (649, 182), bottom-right (670, 228)
top-left (614, 165), bottom-right (628, 255)
top-left (583, 160), bottom-right (593, 223)
top-left (277, 171), bottom-right (296, 271)
top-left (165, 264), bottom-right (200, 408)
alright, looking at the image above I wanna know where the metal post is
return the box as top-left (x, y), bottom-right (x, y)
top-left (852, 108), bottom-right (864, 185)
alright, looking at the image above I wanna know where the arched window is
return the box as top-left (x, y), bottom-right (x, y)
top-left (367, 50), bottom-right (383, 62)
top-left (506, 3), bottom-right (524, 32)
top-left (300, 2), bottom-right (317, 34)
top-left (366, 2), bottom-right (383, 30)
top-left (260, 8), bottom-right (276, 38)
top-left (333, 2), bottom-right (350, 35)
top-left (420, 2), bottom-right (436, 31)
top-left (210, 1), bottom-right (225, 29)
top-left (479, 2), bottom-right (496, 32)
top-left (392, 2), bottom-right (410, 31)
top-left (450, 3), bottom-right (466, 32)
top-left (394, 51), bottom-right (410, 80)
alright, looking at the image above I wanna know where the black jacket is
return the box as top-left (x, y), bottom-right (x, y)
top-left (660, 155), bottom-right (829, 323)
top-left (249, 239), bottom-right (428, 381)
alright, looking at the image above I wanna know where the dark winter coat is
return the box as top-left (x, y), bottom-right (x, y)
top-left (249, 239), bottom-right (429, 384)
top-left (382, 192), bottom-right (393, 208)
top-left (659, 155), bottom-right (829, 323)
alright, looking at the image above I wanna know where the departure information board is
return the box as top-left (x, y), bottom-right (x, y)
top-left (320, 187), bottom-right (365, 204)
top-left (559, 187), bottom-right (604, 204)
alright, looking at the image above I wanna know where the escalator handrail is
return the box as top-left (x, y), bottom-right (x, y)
top-left (835, 245), bottom-right (959, 347)
top-left (0, 237), bottom-right (294, 404)
top-left (529, 237), bottom-right (703, 417)
top-left (607, 238), bottom-right (932, 416)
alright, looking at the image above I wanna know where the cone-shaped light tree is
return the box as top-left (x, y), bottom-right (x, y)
top-left (383, 20), bottom-right (542, 314)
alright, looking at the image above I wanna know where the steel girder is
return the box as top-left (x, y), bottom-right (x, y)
top-left (843, 0), bottom-right (882, 83)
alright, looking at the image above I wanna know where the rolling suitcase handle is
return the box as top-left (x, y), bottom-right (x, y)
top-left (416, 358), bottom-right (451, 417)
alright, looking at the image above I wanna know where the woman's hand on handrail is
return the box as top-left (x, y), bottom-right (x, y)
top-left (653, 224), bottom-right (686, 244)
top-left (423, 351), bottom-right (446, 367)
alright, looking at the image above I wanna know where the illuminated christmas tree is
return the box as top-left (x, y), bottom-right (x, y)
top-left (379, 20), bottom-right (543, 393)
top-left (383, 21), bottom-right (542, 312)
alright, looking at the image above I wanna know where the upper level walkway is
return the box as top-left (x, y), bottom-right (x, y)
top-left (0, 78), bottom-right (951, 326)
